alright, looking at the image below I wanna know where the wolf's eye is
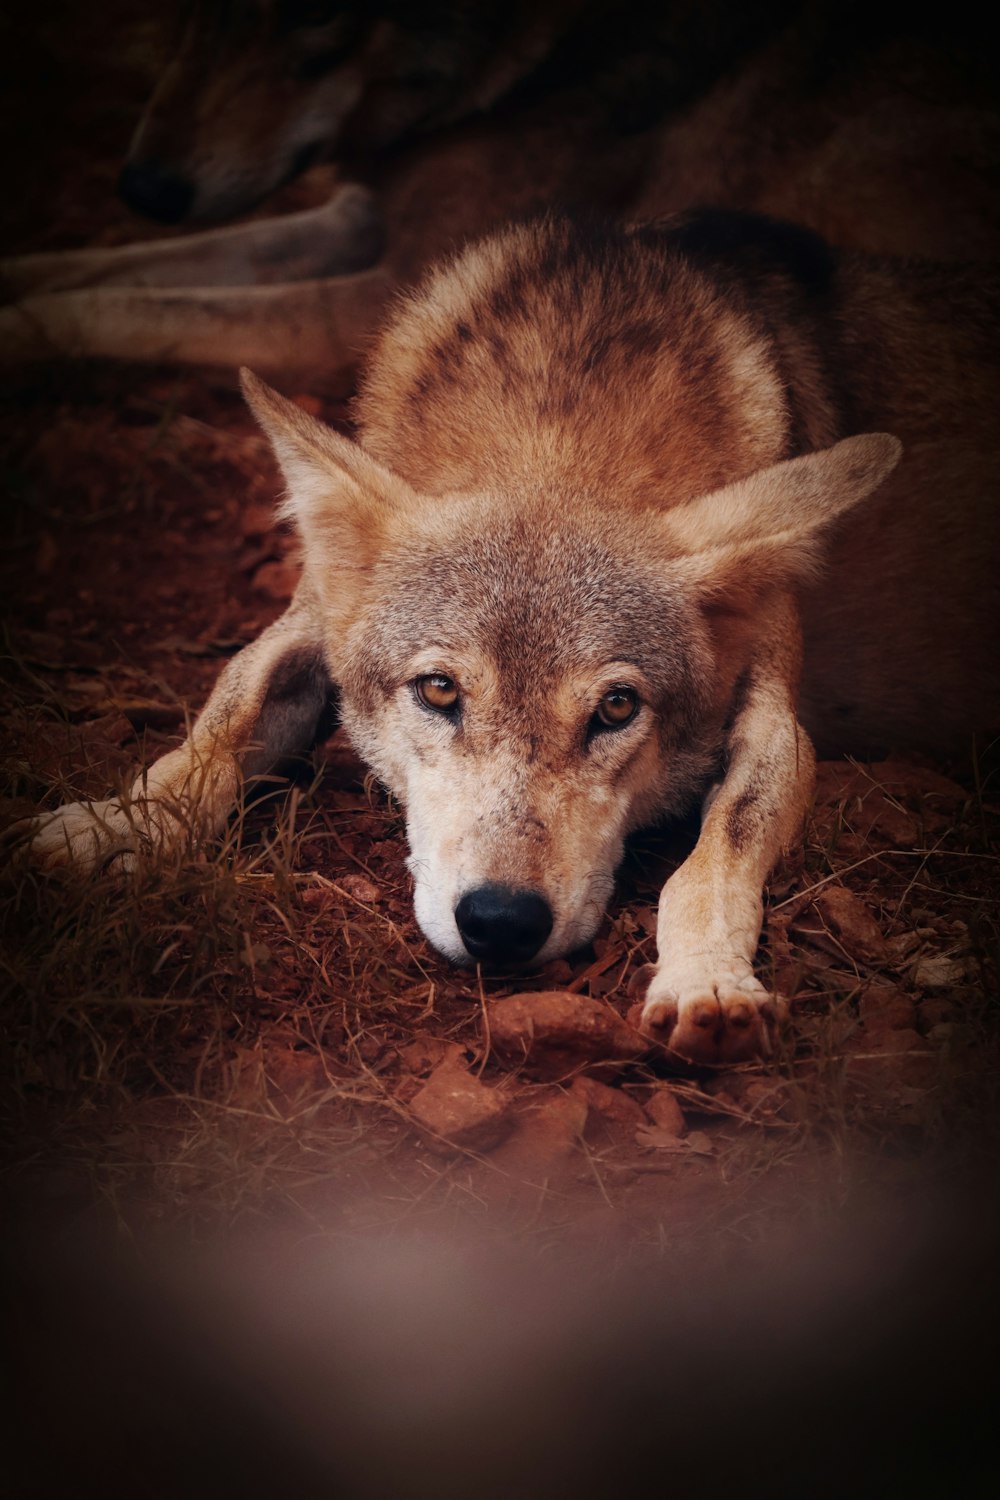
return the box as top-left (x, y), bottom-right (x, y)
top-left (592, 686), bottom-right (639, 731)
top-left (414, 673), bottom-right (460, 714)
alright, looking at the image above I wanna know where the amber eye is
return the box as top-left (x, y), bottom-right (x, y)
top-left (414, 673), bottom-right (460, 714)
top-left (593, 686), bottom-right (639, 731)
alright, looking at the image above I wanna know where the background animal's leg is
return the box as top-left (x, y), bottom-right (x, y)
top-left (0, 267), bottom-right (393, 383)
top-left (0, 185), bottom-right (383, 297)
top-left (23, 593), bottom-right (333, 874)
top-left (642, 603), bottom-right (815, 1063)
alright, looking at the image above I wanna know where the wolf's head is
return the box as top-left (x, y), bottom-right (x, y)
top-left (243, 370), bottom-right (899, 966)
top-left (120, 2), bottom-right (544, 224)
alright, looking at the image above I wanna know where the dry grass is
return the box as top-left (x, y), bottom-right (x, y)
top-left (3, 689), bottom-right (998, 1249)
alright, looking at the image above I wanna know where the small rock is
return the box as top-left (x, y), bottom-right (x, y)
top-left (398, 1035), bottom-right (467, 1077)
top-left (885, 932), bottom-right (921, 963)
top-left (488, 991), bottom-right (648, 1080)
top-left (299, 885), bottom-right (332, 911)
top-left (858, 983), bottom-right (916, 1032)
top-left (811, 886), bottom-right (888, 967)
top-left (865, 799), bottom-right (921, 847)
top-left (338, 873), bottom-right (381, 903)
top-left (490, 1088), bottom-right (588, 1173)
top-left (265, 1047), bottom-right (327, 1102)
top-left (684, 1129), bottom-right (714, 1155)
top-left (846, 1026), bottom-right (935, 1087)
top-left (409, 1059), bottom-right (512, 1151)
top-left (570, 1077), bottom-right (648, 1140)
top-left (642, 1087), bottom-right (687, 1137)
top-left (863, 1026), bottom-right (929, 1056)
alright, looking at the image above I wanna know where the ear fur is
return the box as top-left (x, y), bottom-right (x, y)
top-left (662, 433), bottom-right (902, 602)
top-left (240, 367), bottom-right (416, 571)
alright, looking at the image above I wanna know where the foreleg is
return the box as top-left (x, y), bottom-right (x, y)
top-left (641, 600), bottom-right (814, 1063)
top-left (0, 267), bottom-right (392, 382)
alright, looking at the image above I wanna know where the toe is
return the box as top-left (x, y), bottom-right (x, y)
top-left (639, 985), bottom-right (679, 1037)
top-left (690, 997), bottom-right (721, 1030)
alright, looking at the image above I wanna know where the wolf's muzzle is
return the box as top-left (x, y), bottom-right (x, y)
top-left (454, 884), bottom-right (553, 966)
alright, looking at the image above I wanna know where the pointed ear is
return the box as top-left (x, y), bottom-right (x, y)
top-left (663, 433), bottom-right (902, 604)
top-left (240, 367), bottom-right (416, 572)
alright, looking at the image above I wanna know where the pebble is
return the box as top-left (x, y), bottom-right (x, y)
top-left (642, 1087), bottom-right (687, 1137)
top-left (570, 1076), bottom-right (648, 1133)
top-left (858, 982), bottom-right (916, 1032)
top-left (409, 1058), bottom-right (512, 1151)
top-left (488, 991), bottom-right (648, 1080)
top-left (490, 1088), bottom-right (589, 1172)
top-left (812, 886), bottom-right (888, 967)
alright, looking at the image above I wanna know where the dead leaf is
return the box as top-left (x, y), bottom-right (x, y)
top-left (635, 1126), bottom-right (714, 1154)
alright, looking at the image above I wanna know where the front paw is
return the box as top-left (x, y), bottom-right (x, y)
top-left (640, 965), bottom-right (783, 1065)
top-left (11, 800), bottom-right (147, 874)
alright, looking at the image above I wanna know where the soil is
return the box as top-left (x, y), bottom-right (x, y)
top-left (1, 16), bottom-right (999, 1466)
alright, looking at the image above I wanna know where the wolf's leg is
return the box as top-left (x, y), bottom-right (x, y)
top-left (0, 185), bottom-right (382, 298)
top-left (22, 591), bottom-right (332, 875)
top-left (0, 267), bottom-right (393, 381)
top-left (641, 601), bottom-right (814, 1064)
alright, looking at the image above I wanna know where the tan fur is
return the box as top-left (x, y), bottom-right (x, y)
top-left (24, 212), bottom-right (997, 1064)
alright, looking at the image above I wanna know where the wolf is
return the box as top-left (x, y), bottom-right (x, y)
top-left (3, 3), bottom-right (998, 378)
top-left (22, 211), bottom-right (1000, 1064)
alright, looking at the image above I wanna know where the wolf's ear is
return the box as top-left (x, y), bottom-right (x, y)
top-left (662, 433), bottom-right (901, 604)
top-left (240, 368), bottom-right (415, 569)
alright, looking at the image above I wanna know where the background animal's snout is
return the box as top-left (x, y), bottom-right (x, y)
top-left (118, 161), bottom-right (194, 224)
top-left (454, 884), bottom-right (553, 966)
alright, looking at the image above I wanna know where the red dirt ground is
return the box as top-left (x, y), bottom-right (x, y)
top-left (1, 0), bottom-right (998, 1262)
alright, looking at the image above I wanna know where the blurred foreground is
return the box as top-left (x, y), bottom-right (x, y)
top-left (5, 1173), bottom-right (998, 1499)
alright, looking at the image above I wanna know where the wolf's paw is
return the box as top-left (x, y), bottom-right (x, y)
top-left (11, 800), bottom-right (148, 874)
top-left (640, 966), bottom-right (784, 1065)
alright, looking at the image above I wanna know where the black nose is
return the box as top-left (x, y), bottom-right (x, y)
top-left (118, 162), bottom-right (195, 224)
top-left (454, 884), bottom-right (553, 965)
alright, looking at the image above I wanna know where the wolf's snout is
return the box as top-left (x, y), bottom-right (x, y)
top-left (118, 162), bottom-right (194, 224)
top-left (454, 884), bottom-right (553, 965)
